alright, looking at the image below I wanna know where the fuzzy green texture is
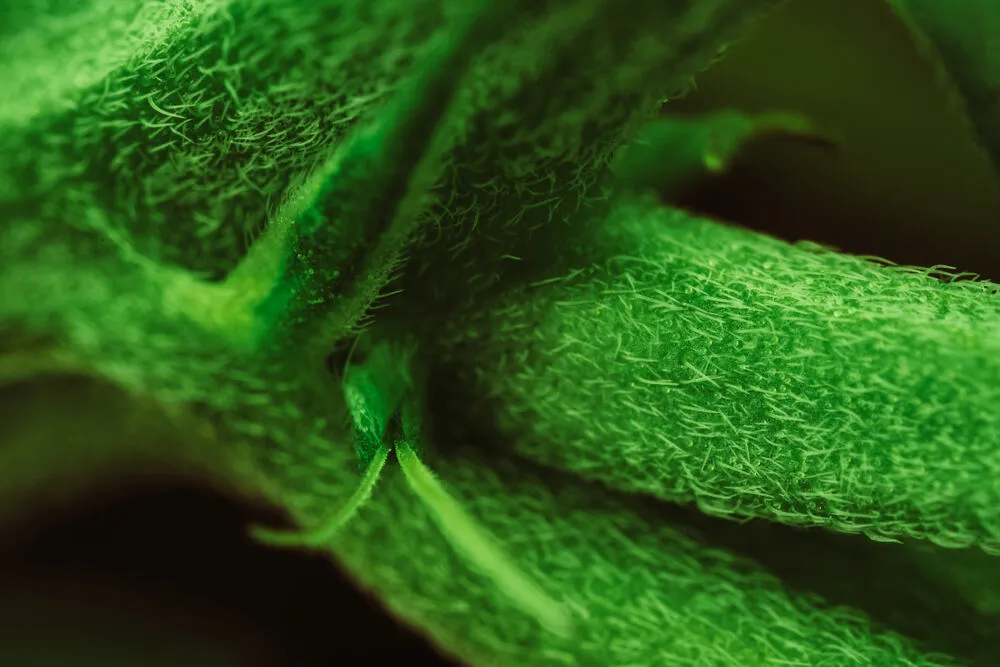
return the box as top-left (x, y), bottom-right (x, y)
top-left (3, 0), bottom-right (1000, 666)
top-left (1, 0), bottom-right (442, 277)
top-left (417, 195), bottom-right (1000, 554)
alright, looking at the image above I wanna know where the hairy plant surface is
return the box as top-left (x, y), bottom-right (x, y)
top-left (1, 1), bottom-right (999, 666)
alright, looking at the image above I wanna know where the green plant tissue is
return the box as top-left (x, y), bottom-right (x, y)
top-left (414, 195), bottom-right (1000, 552)
top-left (889, 0), bottom-right (1000, 175)
top-left (2, 0), bottom-right (1000, 666)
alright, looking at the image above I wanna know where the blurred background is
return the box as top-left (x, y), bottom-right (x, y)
top-left (2, 0), bottom-right (999, 665)
top-left (667, 0), bottom-right (1000, 282)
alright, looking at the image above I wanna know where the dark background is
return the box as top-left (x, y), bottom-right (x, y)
top-left (670, 0), bottom-right (1000, 282)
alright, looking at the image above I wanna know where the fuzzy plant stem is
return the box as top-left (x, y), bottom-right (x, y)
top-left (427, 195), bottom-right (1000, 553)
top-left (395, 438), bottom-right (573, 638)
top-left (391, 382), bottom-right (572, 636)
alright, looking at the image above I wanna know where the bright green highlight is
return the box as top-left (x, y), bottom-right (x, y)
top-left (251, 331), bottom-right (571, 635)
top-left (429, 195), bottom-right (1000, 553)
top-left (396, 439), bottom-right (574, 638)
top-left (252, 443), bottom-right (390, 548)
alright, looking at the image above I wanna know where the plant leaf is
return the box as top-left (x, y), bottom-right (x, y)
top-left (888, 0), bottom-right (1000, 176)
top-left (612, 109), bottom-right (835, 198)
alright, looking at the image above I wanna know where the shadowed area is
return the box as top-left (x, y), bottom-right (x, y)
top-left (0, 481), bottom-right (461, 666)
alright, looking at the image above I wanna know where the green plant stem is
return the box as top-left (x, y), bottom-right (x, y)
top-left (424, 195), bottom-right (1000, 552)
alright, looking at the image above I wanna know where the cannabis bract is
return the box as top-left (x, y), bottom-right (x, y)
top-left (2, 1), bottom-right (999, 666)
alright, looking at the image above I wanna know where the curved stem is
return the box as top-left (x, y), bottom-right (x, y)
top-left (251, 443), bottom-right (390, 549)
top-left (396, 438), bottom-right (573, 637)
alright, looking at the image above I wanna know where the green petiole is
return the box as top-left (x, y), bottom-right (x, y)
top-left (251, 336), bottom-right (571, 635)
